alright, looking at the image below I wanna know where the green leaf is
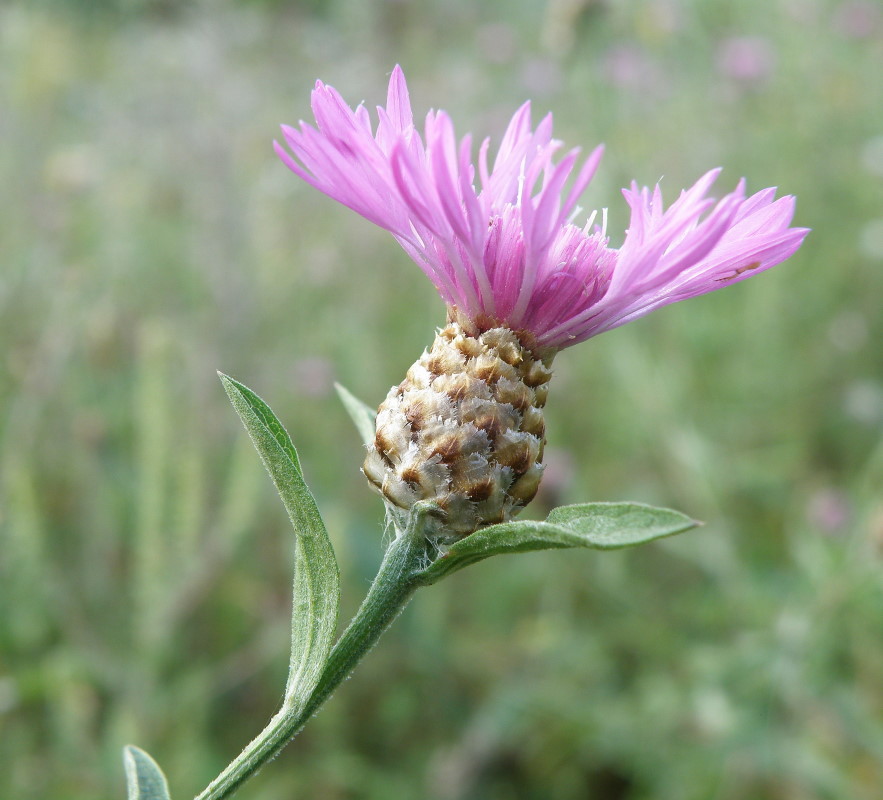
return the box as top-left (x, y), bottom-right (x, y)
top-left (228, 375), bottom-right (303, 473)
top-left (544, 503), bottom-right (700, 547)
top-left (416, 502), bottom-right (699, 585)
top-left (334, 382), bottom-right (377, 447)
top-left (220, 373), bottom-right (340, 713)
top-left (123, 745), bottom-right (171, 800)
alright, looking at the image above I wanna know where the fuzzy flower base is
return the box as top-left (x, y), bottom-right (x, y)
top-left (363, 320), bottom-right (553, 538)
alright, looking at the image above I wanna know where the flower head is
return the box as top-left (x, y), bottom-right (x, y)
top-left (275, 67), bottom-right (809, 539)
top-left (275, 65), bottom-right (808, 352)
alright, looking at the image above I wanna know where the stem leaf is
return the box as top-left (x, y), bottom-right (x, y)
top-left (220, 373), bottom-right (340, 713)
top-left (334, 382), bottom-right (377, 447)
top-left (416, 502), bottom-right (700, 585)
top-left (123, 745), bottom-right (171, 800)
top-left (227, 375), bottom-right (303, 472)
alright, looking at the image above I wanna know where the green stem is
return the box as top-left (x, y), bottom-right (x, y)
top-left (194, 512), bottom-right (430, 800)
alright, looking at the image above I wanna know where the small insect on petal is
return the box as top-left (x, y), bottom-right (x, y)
top-left (716, 261), bottom-right (762, 281)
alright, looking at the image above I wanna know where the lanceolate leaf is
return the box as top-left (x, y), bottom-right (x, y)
top-left (416, 502), bottom-right (699, 585)
top-left (123, 745), bottom-right (171, 800)
top-left (230, 376), bottom-right (303, 472)
top-left (220, 373), bottom-right (340, 713)
top-left (544, 503), bottom-right (699, 547)
top-left (334, 382), bottom-right (377, 447)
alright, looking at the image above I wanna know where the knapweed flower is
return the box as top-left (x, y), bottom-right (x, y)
top-left (276, 66), bottom-right (808, 539)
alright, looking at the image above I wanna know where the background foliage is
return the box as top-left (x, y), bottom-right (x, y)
top-left (2, 0), bottom-right (882, 798)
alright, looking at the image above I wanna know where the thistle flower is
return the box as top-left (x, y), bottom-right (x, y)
top-left (276, 66), bottom-right (808, 539)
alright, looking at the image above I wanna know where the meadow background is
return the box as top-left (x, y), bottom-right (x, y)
top-left (2, 0), bottom-right (882, 798)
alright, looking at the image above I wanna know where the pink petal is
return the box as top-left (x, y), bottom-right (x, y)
top-left (276, 67), bottom-right (808, 349)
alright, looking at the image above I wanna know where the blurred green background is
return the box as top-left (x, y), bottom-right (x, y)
top-left (2, 0), bottom-right (882, 798)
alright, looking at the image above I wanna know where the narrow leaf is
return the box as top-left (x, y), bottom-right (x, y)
top-left (334, 382), bottom-right (377, 447)
top-left (123, 745), bottom-right (171, 800)
top-left (220, 373), bottom-right (339, 713)
top-left (545, 503), bottom-right (699, 547)
top-left (417, 502), bottom-right (699, 585)
top-left (228, 375), bottom-right (302, 473)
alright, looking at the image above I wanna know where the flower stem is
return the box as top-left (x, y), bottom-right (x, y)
top-left (194, 510), bottom-right (431, 800)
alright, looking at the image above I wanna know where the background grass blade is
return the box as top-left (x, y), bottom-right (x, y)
top-left (220, 374), bottom-right (340, 711)
top-left (123, 746), bottom-right (171, 800)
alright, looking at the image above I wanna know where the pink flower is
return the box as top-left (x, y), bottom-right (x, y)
top-left (275, 66), bottom-right (808, 350)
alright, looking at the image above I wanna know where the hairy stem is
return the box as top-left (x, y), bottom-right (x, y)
top-left (194, 512), bottom-right (430, 800)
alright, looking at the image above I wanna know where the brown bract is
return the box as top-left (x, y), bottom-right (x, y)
top-left (363, 321), bottom-right (555, 540)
